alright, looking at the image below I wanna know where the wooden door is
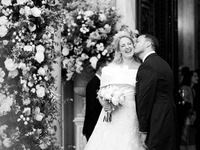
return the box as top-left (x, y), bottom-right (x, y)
top-left (136, 0), bottom-right (179, 90)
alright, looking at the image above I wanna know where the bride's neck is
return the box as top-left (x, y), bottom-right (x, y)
top-left (121, 59), bottom-right (136, 67)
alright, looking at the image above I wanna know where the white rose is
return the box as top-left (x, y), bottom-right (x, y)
top-left (35, 113), bottom-right (44, 121)
top-left (31, 7), bottom-right (41, 17)
top-left (134, 29), bottom-right (139, 35)
top-left (62, 47), bottom-right (69, 56)
top-left (36, 86), bottom-right (45, 98)
top-left (0, 16), bottom-right (8, 25)
top-left (34, 106), bottom-right (40, 114)
top-left (4, 58), bottom-right (18, 71)
top-left (2, 138), bottom-right (12, 148)
top-left (18, 62), bottom-right (26, 69)
top-left (28, 23), bottom-right (36, 32)
top-left (81, 53), bottom-right (89, 59)
top-left (104, 24), bottom-right (111, 33)
top-left (35, 52), bottom-right (44, 63)
top-left (99, 13), bottom-right (106, 21)
top-left (19, 8), bottom-right (25, 15)
top-left (118, 95), bottom-right (125, 104)
top-left (0, 78), bottom-right (4, 83)
top-left (22, 99), bottom-right (31, 105)
top-left (89, 56), bottom-right (98, 69)
top-left (0, 68), bottom-right (5, 81)
top-left (62, 59), bottom-right (70, 68)
top-left (23, 107), bottom-right (31, 116)
top-left (38, 67), bottom-right (46, 76)
top-left (84, 10), bottom-right (93, 17)
top-left (24, 45), bottom-right (32, 51)
top-left (24, 121), bottom-right (28, 125)
top-left (8, 69), bottom-right (19, 78)
top-left (103, 91), bottom-right (112, 100)
top-left (102, 49), bottom-right (108, 56)
top-left (24, 6), bottom-right (31, 16)
top-left (31, 88), bottom-right (36, 93)
top-left (0, 125), bottom-right (8, 133)
top-left (3, 40), bottom-right (9, 45)
top-left (1, 0), bottom-right (12, 6)
top-left (111, 96), bottom-right (119, 106)
top-left (27, 82), bottom-right (33, 87)
top-left (47, 127), bottom-right (55, 135)
top-left (39, 142), bottom-right (48, 149)
top-left (0, 96), bottom-right (13, 116)
top-left (0, 93), bottom-right (6, 104)
top-left (36, 45), bottom-right (45, 53)
top-left (0, 25), bottom-right (8, 37)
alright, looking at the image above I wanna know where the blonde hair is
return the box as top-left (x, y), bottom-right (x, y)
top-left (112, 33), bottom-right (135, 64)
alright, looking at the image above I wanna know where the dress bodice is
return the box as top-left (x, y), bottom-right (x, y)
top-left (100, 65), bottom-right (138, 87)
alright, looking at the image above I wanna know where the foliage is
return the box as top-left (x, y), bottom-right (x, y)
top-left (0, 0), bottom-right (63, 149)
top-left (60, 0), bottom-right (121, 80)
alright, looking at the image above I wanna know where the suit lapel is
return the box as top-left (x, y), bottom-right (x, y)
top-left (136, 53), bottom-right (157, 100)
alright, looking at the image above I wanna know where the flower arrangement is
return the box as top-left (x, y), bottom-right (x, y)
top-left (97, 85), bottom-right (125, 122)
top-left (60, 0), bottom-right (121, 80)
top-left (0, 0), bottom-right (63, 149)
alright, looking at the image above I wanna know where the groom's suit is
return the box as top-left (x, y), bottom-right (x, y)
top-left (136, 53), bottom-right (177, 150)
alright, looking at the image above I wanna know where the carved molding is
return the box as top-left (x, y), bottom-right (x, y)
top-left (73, 117), bottom-right (87, 150)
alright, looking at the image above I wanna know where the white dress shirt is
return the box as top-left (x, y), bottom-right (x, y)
top-left (95, 74), bottom-right (101, 80)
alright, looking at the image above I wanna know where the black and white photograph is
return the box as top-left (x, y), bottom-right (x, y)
top-left (0, 0), bottom-right (200, 150)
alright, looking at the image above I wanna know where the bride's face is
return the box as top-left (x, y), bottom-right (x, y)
top-left (119, 37), bottom-right (135, 59)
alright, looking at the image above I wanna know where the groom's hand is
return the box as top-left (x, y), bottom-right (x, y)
top-left (140, 132), bottom-right (147, 149)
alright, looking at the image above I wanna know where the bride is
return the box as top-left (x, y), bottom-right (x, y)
top-left (83, 30), bottom-right (145, 150)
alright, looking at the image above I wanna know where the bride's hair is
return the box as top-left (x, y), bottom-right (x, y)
top-left (111, 29), bottom-right (139, 64)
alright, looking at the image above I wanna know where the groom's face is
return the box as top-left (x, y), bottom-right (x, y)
top-left (134, 35), bottom-right (146, 55)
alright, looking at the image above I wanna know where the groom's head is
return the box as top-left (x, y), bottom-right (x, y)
top-left (134, 34), bottom-right (159, 58)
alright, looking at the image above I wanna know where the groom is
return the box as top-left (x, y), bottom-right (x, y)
top-left (134, 34), bottom-right (177, 150)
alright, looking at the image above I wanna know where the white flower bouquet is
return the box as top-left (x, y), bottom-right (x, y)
top-left (97, 85), bottom-right (125, 122)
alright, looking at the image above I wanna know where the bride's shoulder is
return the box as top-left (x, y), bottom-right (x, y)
top-left (101, 63), bottom-right (119, 72)
top-left (106, 63), bottom-right (119, 69)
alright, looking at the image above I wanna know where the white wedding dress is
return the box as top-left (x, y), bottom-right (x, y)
top-left (84, 65), bottom-right (144, 150)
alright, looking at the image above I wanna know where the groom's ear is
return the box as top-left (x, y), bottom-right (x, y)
top-left (145, 41), bottom-right (151, 48)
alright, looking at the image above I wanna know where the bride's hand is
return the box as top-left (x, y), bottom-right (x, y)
top-left (103, 103), bottom-right (112, 112)
top-left (99, 98), bottom-right (112, 111)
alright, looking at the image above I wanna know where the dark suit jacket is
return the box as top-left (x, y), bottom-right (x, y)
top-left (136, 53), bottom-right (177, 150)
top-left (82, 75), bottom-right (102, 141)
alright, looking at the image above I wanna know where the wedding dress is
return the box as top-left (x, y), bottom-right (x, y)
top-left (84, 65), bottom-right (144, 150)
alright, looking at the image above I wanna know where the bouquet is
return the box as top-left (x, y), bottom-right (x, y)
top-left (97, 85), bottom-right (125, 122)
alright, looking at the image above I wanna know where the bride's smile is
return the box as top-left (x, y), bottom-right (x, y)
top-left (119, 37), bottom-right (135, 58)
top-left (124, 47), bottom-right (133, 53)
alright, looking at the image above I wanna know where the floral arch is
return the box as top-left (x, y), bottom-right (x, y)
top-left (0, 0), bottom-right (123, 149)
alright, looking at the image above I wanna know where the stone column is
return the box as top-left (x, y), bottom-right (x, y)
top-left (178, 0), bottom-right (195, 69)
top-left (52, 29), bottom-right (63, 146)
top-left (73, 67), bottom-right (94, 150)
top-left (114, 0), bottom-right (137, 31)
